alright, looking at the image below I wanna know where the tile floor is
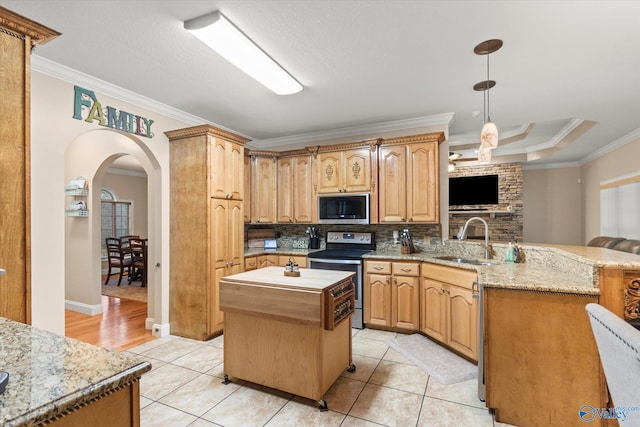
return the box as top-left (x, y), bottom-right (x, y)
top-left (125, 328), bottom-right (514, 426)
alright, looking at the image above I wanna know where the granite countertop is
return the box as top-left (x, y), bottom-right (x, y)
top-left (244, 248), bottom-right (320, 257)
top-left (363, 241), bottom-right (640, 295)
top-left (0, 318), bottom-right (151, 427)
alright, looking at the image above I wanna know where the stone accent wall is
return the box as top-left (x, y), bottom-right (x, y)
top-left (448, 162), bottom-right (523, 243)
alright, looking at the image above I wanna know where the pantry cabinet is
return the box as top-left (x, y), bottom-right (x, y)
top-left (378, 134), bottom-right (443, 223)
top-left (364, 260), bottom-right (420, 331)
top-left (0, 9), bottom-right (58, 324)
top-left (421, 262), bottom-right (478, 361)
top-left (277, 153), bottom-right (313, 223)
top-left (167, 124), bottom-right (248, 340)
top-left (249, 152), bottom-right (278, 224)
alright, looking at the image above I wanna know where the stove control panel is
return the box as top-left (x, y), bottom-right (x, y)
top-left (326, 231), bottom-right (373, 245)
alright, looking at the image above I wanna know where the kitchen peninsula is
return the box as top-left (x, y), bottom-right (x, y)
top-left (219, 267), bottom-right (355, 410)
top-left (0, 318), bottom-right (151, 427)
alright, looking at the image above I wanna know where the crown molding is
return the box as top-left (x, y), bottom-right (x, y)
top-left (31, 55), bottom-right (252, 139)
top-left (580, 127), bottom-right (640, 166)
top-left (250, 113), bottom-right (454, 149)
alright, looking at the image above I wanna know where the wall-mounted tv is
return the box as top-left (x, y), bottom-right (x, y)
top-left (449, 174), bottom-right (499, 206)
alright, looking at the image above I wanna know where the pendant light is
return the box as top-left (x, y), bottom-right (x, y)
top-left (473, 39), bottom-right (502, 162)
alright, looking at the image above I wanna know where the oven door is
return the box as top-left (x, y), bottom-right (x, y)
top-left (308, 258), bottom-right (364, 329)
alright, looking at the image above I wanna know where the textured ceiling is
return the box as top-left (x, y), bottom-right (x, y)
top-left (2, 0), bottom-right (639, 166)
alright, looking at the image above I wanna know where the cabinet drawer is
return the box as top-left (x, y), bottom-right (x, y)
top-left (366, 260), bottom-right (391, 274)
top-left (278, 255), bottom-right (307, 268)
top-left (392, 262), bottom-right (420, 276)
top-left (244, 256), bottom-right (257, 271)
top-left (422, 262), bottom-right (477, 290)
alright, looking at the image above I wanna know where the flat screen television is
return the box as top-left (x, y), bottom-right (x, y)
top-left (449, 174), bottom-right (499, 206)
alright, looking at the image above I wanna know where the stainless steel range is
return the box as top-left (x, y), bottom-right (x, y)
top-left (307, 231), bottom-right (375, 329)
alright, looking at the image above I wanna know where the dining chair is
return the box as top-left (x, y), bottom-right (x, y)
top-left (127, 237), bottom-right (147, 287)
top-left (104, 237), bottom-right (132, 286)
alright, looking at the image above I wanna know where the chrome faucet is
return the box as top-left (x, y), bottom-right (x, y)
top-left (459, 216), bottom-right (491, 259)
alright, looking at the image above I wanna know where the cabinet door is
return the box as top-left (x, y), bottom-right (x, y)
top-left (210, 139), bottom-right (244, 200)
top-left (407, 142), bottom-right (438, 222)
top-left (252, 156), bottom-right (277, 223)
top-left (243, 155), bottom-right (252, 222)
top-left (228, 200), bottom-right (244, 270)
top-left (277, 157), bottom-right (294, 223)
top-left (365, 273), bottom-right (392, 327)
top-left (317, 152), bottom-right (342, 193)
top-left (421, 278), bottom-right (447, 342)
top-left (343, 148), bottom-right (371, 193)
top-left (378, 145), bottom-right (407, 222)
top-left (448, 285), bottom-right (478, 360)
top-left (393, 275), bottom-right (420, 330)
top-left (244, 256), bottom-right (257, 271)
top-left (293, 155), bottom-right (313, 222)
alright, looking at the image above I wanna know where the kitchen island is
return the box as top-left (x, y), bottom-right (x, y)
top-left (219, 267), bottom-right (355, 410)
top-left (0, 317), bottom-right (151, 427)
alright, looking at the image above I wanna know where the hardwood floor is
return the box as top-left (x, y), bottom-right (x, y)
top-left (65, 295), bottom-right (156, 351)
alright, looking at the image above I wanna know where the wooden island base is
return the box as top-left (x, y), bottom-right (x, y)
top-left (223, 311), bottom-right (352, 407)
top-left (220, 267), bottom-right (356, 410)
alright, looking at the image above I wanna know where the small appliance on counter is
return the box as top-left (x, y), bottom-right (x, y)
top-left (307, 226), bottom-right (319, 249)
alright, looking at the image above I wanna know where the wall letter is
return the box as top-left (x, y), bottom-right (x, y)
top-left (72, 86), bottom-right (97, 120)
top-left (85, 101), bottom-right (106, 126)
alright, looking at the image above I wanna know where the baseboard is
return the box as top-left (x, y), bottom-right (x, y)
top-left (65, 300), bottom-right (104, 315)
top-left (152, 322), bottom-right (170, 338)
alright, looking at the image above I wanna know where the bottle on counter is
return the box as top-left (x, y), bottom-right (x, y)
top-left (506, 242), bottom-right (516, 263)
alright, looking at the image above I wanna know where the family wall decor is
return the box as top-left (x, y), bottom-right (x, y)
top-left (72, 85), bottom-right (155, 138)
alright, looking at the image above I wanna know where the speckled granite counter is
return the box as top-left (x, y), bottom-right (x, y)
top-left (244, 248), bottom-right (320, 257)
top-left (363, 240), bottom-right (640, 295)
top-left (0, 318), bottom-right (151, 427)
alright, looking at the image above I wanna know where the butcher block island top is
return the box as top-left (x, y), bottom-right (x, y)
top-left (219, 267), bottom-right (356, 411)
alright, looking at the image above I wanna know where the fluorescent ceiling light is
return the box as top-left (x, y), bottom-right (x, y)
top-left (184, 11), bottom-right (303, 95)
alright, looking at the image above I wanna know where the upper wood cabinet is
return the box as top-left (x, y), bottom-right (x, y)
top-left (378, 133), bottom-right (443, 223)
top-left (243, 154), bottom-right (252, 223)
top-left (250, 152), bottom-right (278, 224)
top-left (210, 138), bottom-right (244, 200)
top-left (316, 144), bottom-right (377, 194)
top-left (166, 124), bottom-right (249, 340)
top-left (0, 9), bottom-right (59, 324)
top-left (277, 153), bottom-right (313, 223)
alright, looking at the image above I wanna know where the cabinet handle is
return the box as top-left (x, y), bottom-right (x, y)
top-left (373, 266), bottom-right (383, 270)
top-left (408, 218), bottom-right (413, 222)
top-left (401, 218), bottom-right (405, 221)
top-left (441, 287), bottom-right (445, 293)
top-left (386, 278), bottom-right (390, 284)
top-left (393, 278), bottom-right (397, 284)
top-left (400, 268), bottom-right (411, 272)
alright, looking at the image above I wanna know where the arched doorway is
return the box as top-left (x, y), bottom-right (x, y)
top-left (64, 129), bottom-right (164, 337)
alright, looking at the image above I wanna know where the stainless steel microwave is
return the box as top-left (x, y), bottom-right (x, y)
top-left (318, 193), bottom-right (370, 225)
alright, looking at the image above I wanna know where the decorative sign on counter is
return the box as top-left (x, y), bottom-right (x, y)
top-left (72, 85), bottom-right (155, 138)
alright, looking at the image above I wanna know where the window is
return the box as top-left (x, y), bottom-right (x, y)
top-left (101, 189), bottom-right (132, 255)
top-left (600, 174), bottom-right (640, 239)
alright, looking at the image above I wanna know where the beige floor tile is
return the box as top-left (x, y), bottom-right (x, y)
top-left (171, 345), bottom-right (224, 373)
top-left (125, 336), bottom-right (175, 354)
top-left (417, 396), bottom-right (494, 427)
top-left (349, 383), bottom-right (423, 427)
top-left (201, 383), bottom-right (291, 426)
top-left (355, 328), bottom-right (398, 342)
top-left (382, 347), bottom-right (412, 364)
top-left (140, 395), bottom-right (153, 409)
top-left (188, 419), bottom-right (217, 427)
top-left (340, 415), bottom-right (385, 426)
top-left (139, 402), bottom-right (197, 427)
top-left (369, 359), bottom-right (429, 395)
top-left (139, 339), bottom-right (203, 363)
top-left (264, 399), bottom-right (346, 426)
top-left (158, 373), bottom-right (241, 417)
top-left (341, 354), bottom-right (381, 383)
top-left (323, 376), bottom-right (367, 414)
top-left (137, 356), bottom-right (166, 372)
top-left (352, 337), bottom-right (390, 359)
top-left (425, 377), bottom-right (484, 409)
top-left (205, 334), bottom-right (224, 349)
top-left (140, 363), bottom-right (201, 400)
top-left (204, 362), bottom-right (245, 384)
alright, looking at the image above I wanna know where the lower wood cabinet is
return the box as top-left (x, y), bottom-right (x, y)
top-left (244, 254), bottom-right (307, 271)
top-left (364, 260), bottom-right (420, 331)
top-left (421, 262), bottom-right (478, 361)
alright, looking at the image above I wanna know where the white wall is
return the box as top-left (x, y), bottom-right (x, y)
top-left (30, 71), bottom-right (193, 334)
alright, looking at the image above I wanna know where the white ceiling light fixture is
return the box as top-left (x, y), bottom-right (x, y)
top-left (184, 11), bottom-right (303, 95)
top-left (473, 39), bottom-right (503, 162)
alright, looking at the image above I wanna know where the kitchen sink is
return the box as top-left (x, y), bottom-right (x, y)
top-left (433, 255), bottom-right (497, 266)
